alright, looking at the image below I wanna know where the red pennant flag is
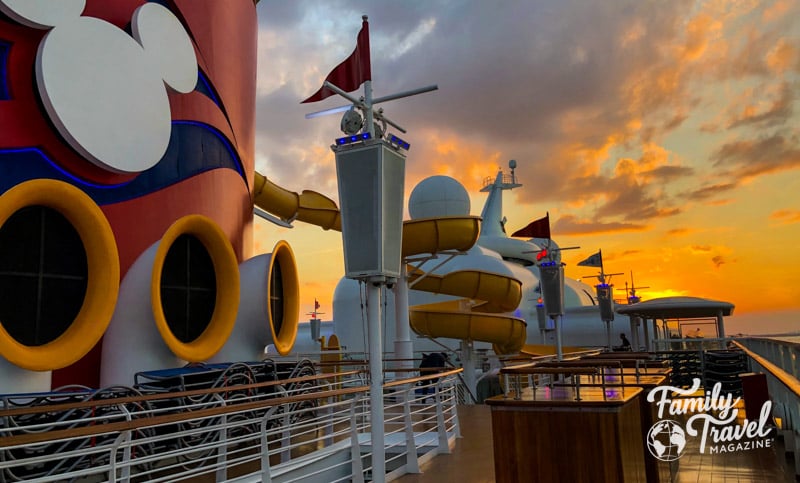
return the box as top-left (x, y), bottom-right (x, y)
top-left (511, 213), bottom-right (550, 239)
top-left (314, 299), bottom-right (320, 310)
top-left (302, 18), bottom-right (372, 103)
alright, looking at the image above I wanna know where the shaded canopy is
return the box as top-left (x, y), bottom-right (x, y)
top-left (616, 296), bottom-right (734, 319)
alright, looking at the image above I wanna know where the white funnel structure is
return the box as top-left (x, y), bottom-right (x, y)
top-left (210, 241), bottom-right (300, 363)
top-left (101, 215), bottom-right (240, 386)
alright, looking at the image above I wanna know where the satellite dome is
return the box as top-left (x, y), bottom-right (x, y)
top-left (408, 175), bottom-right (470, 219)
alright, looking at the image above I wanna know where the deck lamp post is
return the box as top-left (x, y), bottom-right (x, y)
top-left (302, 16), bottom-right (437, 482)
top-left (539, 260), bottom-right (565, 360)
top-left (596, 283), bottom-right (615, 350)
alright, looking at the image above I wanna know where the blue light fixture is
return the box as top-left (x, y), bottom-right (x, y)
top-left (335, 132), bottom-right (371, 146)
top-left (389, 134), bottom-right (410, 151)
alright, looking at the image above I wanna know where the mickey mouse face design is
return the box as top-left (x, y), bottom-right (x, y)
top-left (0, 0), bottom-right (197, 174)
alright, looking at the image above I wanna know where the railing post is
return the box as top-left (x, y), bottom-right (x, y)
top-left (324, 384), bottom-right (335, 447)
top-left (349, 396), bottom-right (365, 483)
top-left (108, 404), bottom-right (133, 483)
top-left (260, 405), bottom-right (279, 483)
top-left (449, 377), bottom-right (461, 439)
top-left (213, 394), bottom-right (227, 483)
top-left (435, 381), bottom-right (450, 454)
top-left (280, 402), bottom-right (291, 463)
top-left (402, 385), bottom-right (420, 473)
top-left (108, 431), bottom-right (131, 483)
top-left (699, 349), bottom-right (706, 389)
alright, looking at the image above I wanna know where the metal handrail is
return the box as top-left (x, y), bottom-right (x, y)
top-left (733, 341), bottom-right (800, 399)
top-left (0, 368), bottom-right (464, 483)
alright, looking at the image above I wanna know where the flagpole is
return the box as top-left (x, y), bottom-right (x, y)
top-left (362, 15), bottom-right (375, 138)
top-left (599, 248), bottom-right (605, 283)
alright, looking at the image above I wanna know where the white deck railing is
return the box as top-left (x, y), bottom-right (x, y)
top-left (0, 365), bottom-right (462, 482)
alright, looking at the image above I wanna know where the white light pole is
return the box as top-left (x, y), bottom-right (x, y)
top-left (305, 18), bottom-right (437, 478)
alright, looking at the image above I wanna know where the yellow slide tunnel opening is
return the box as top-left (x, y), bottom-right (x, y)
top-left (151, 215), bottom-right (240, 362)
top-left (0, 179), bottom-right (120, 371)
top-left (209, 240), bottom-right (300, 362)
top-left (266, 240), bottom-right (300, 355)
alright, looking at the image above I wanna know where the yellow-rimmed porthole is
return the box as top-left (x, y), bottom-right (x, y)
top-left (268, 241), bottom-right (299, 355)
top-left (0, 179), bottom-right (119, 371)
top-left (151, 215), bottom-right (239, 361)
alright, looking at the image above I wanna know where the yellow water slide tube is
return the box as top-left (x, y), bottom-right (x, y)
top-left (253, 172), bottom-right (341, 231)
top-left (252, 174), bottom-right (527, 355)
top-left (403, 218), bottom-right (527, 354)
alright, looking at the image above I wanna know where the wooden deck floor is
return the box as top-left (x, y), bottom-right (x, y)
top-left (395, 405), bottom-right (495, 483)
top-left (396, 404), bottom-right (798, 483)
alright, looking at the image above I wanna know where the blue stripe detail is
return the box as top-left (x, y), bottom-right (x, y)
top-left (0, 122), bottom-right (246, 204)
top-left (195, 70), bottom-right (221, 108)
top-left (0, 41), bottom-right (10, 100)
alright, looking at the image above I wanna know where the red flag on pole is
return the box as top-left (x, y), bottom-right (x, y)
top-left (314, 299), bottom-right (320, 310)
top-left (301, 18), bottom-right (372, 103)
top-left (511, 213), bottom-right (550, 239)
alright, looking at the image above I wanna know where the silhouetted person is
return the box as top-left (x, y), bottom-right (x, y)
top-left (619, 333), bottom-right (631, 350)
top-left (418, 352), bottom-right (448, 396)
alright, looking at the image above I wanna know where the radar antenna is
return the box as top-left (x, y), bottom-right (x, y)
top-left (621, 272), bottom-right (649, 304)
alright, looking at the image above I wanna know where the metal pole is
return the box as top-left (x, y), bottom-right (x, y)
top-left (373, 85), bottom-right (438, 104)
top-left (643, 317), bottom-right (651, 351)
top-left (393, 273), bottom-right (413, 369)
top-left (605, 320), bottom-right (612, 351)
top-left (460, 340), bottom-right (476, 405)
top-left (366, 281), bottom-right (385, 482)
top-left (364, 79), bottom-right (375, 138)
top-left (555, 315), bottom-right (563, 361)
top-left (305, 85), bottom-right (438, 120)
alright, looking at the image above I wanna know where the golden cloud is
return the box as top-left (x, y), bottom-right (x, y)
top-left (770, 209), bottom-right (800, 224)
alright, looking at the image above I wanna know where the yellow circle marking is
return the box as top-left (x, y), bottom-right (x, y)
top-left (151, 214), bottom-right (239, 361)
top-left (268, 240), bottom-right (299, 355)
top-left (0, 179), bottom-right (120, 371)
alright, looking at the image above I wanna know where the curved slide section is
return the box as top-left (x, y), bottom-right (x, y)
top-left (408, 269), bottom-right (521, 313)
top-left (252, 178), bottom-right (526, 354)
top-left (253, 172), bottom-right (341, 231)
top-left (404, 218), bottom-right (527, 355)
top-left (401, 216), bottom-right (480, 257)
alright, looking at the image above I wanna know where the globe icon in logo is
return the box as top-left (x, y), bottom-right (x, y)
top-left (646, 420), bottom-right (686, 461)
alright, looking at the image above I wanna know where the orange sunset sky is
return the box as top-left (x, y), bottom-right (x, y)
top-left (251, 0), bottom-right (800, 335)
